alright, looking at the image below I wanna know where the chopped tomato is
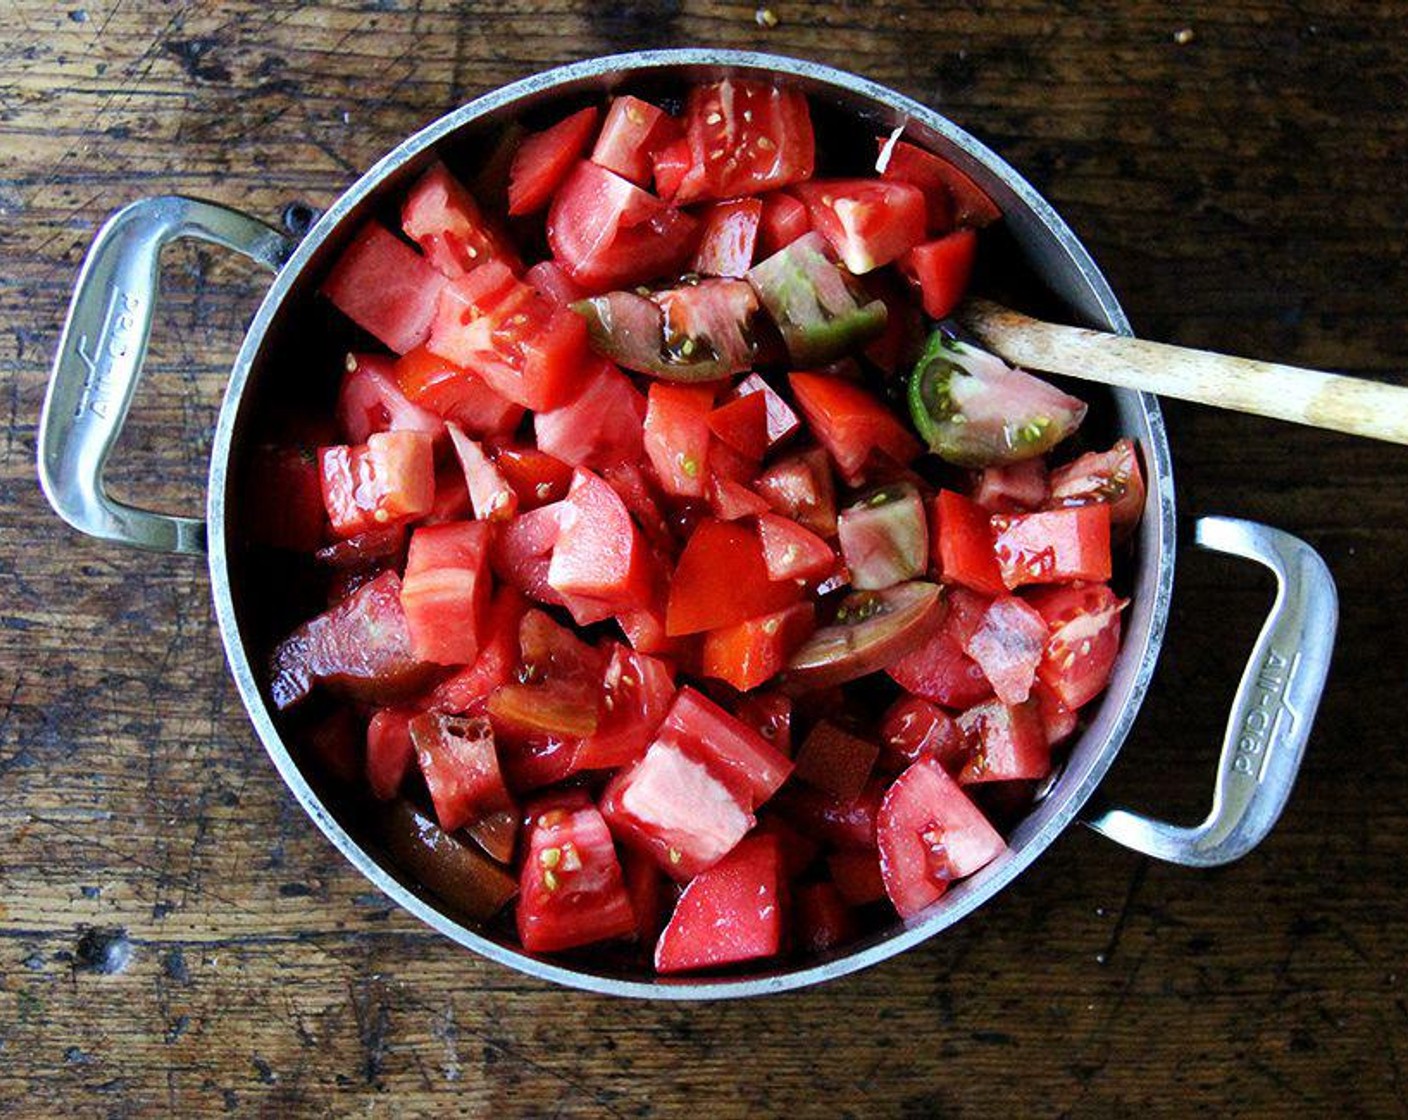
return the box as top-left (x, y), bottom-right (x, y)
top-left (497, 733), bottom-right (580, 795)
top-left (602, 737), bottom-right (754, 880)
top-left (961, 595), bottom-right (1049, 706)
top-left (423, 587), bottom-right (526, 714)
top-left (862, 268), bottom-right (927, 376)
top-left (400, 520), bottom-right (493, 665)
top-left (320, 221), bottom-right (446, 354)
top-left (734, 691), bottom-right (793, 758)
top-left (547, 161), bottom-right (698, 290)
top-left (887, 620), bottom-right (994, 710)
top-left (792, 179), bottom-right (928, 274)
top-left (366, 707), bottom-right (416, 801)
top-left (1046, 438), bottom-right (1146, 535)
top-left (517, 792), bottom-right (636, 953)
top-left (548, 469), bottom-right (655, 611)
top-left (318, 430), bottom-right (435, 539)
top-left (644, 383), bottom-right (714, 498)
top-left (666, 519), bottom-right (804, 636)
top-left (392, 345), bottom-right (524, 438)
top-left (488, 609), bottom-right (604, 740)
top-left (879, 695), bottom-right (964, 770)
top-left (492, 446), bottom-right (573, 510)
top-left (490, 501), bottom-right (565, 607)
top-left (591, 95), bottom-right (679, 188)
top-left (304, 709), bottom-right (362, 785)
top-left (651, 135), bottom-right (691, 198)
top-left (794, 881), bottom-right (858, 954)
top-left (654, 834), bottom-right (784, 974)
top-left (692, 197), bottom-right (763, 278)
top-left (932, 489), bottom-right (1006, 596)
top-left (789, 371), bottom-right (922, 488)
top-left (732, 372), bottom-right (801, 450)
top-left (757, 190), bottom-right (812, 256)
top-left (507, 106), bottom-right (601, 216)
top-left (673, 80), bottom-right (815, 204)
top-left (837, 482), bottom-right (930, 591)
top-left (757, 511), bottom-right (836, 583)
top-left (410, 712), bottom-right (514, 833)
top-left (954, 699), bottom-right (1049, 783)
top-left (621, 846), bottom-right (666, 946)
top-left (708, 472), bottom-right (770, 522)
top-left (877, 757), bottom-right (1006, 919)
top-left (533, 357), bottom-right (646, 470)
top-left (992, 505), bottom-right (1113, 588)
top-left (754, 448), bottom-right (837, 537)
top-left (655, 686), bottom-right (794, 807)
top-left (775, 776), bottom-right (885, 851)
top-left (402, 161), bottom-right (520, 277)
top-left (524, 259), bottom-right (587, 306)
top-left (337, 352), bottom-right (443, 445)
top-left (707, 389), bottom-right (769, 461)
top-left (1033, 679), bottom-right (1079, 746)
top-left (900, 229), bottom-right (977, 320)
top-left (794, 720), bottom-right (880, 801)
top-left (879, 139), bottom-right (1001, 229)
top-left (447, 425), bottom-right (517, 522)
top-left (600, 460), bottom-right (675, 554)
top-left (427, 261), bottom-right (589, 411)
top-left (828, 850), bottom-right (887, 906)
top-left (702, 601), bottom-right (816, 692)
top-left (972, 459), bottom-right (1049, 513)
top-left (574, 644), bottom-right (676, 772)
top-left (1025, 582), bottom-right (1125, 709)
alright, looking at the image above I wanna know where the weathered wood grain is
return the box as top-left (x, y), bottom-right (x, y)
top-left (2, 1), bottom-right (1406, 1115)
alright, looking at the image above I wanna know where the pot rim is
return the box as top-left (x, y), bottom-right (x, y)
top-left (207, 48), bottom-right (1176, 999)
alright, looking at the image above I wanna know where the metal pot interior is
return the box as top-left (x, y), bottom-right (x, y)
top-left (208, 50), bottom-right (1175, 998)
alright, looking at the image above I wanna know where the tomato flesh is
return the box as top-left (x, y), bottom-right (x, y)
top-left (392, 346), bottom-right (524, 438)
top-left (790, 371), bottom-right (921, 488)
top-left (932, 489), bottom-right (1006, 596)
top-left (992, 505), bottom-right (1113, 589)
top-left (900, 229), bottom-right (978, 320)
top-left (879, 139), bottom-right (1001, 229)
top-left (757, 512), bottom-right (836, 583)
top-left (591, 95), bottom-right (678, 188)
top-left (879, 695), bottom-right (964, 770)
top-left (410, 712), bottom-right (514, 833)
top-left (400, 520), bottom-right (493, 665)
top-left (337, 352), bottom-right (443, 445)
top-left (692, 197), bottom-right (763, 278)
top-left (961, 595), bottom-right (1049, 706)
top-left (644, 383), bottom-right (715, 498)
top-left (654, 834), bottom-right (784, 973)
top-left (319, 430), bottom-right (435, 540)
top-left (534, 357), bottom-right (646, 470)
top-left (548, 469), bottom-right (654, 611)
top-left (320, 221), bottom-right (446, 355)
top-left (1025, 582), bottom-right (1125, 709)
top-left (954, 698), bottom-right (1050, 784)
top-left (574, 644), bottom-right (676, 772)
top-left (701, 601), bottom-right (816, 692)
top-left (1047, 438), bottom-right (1146, 534)
top-left (673, 80), bottom-right (815, 204)
top-left (366, 708), bottom-right (417, 801)
top-left (402, 161), bottom-right (520, 277)
top-left (508, 106), bottom-right (601, 216)
top-left (666, 519), bottom-right (803, 636)
top-left (793, 720), bottom-right (880, 801)
top-left (792, 179), bottom-right (928, 274)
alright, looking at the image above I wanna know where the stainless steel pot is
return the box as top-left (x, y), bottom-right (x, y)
top-left (37, 50), bottom-right (1338, 998)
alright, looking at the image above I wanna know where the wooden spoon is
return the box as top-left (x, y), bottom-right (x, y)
top-left (959, 299), bottom-right (1408, 446)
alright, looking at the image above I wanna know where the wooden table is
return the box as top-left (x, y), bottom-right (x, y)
top-left (4, 3), bottom-right (1406, 1114)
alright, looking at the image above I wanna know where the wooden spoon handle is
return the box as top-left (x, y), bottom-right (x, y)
top-left (960, 298), bottom-right (1408, 446)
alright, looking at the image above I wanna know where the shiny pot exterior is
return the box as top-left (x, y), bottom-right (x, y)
top-left (42, 51), bottom-right (1334, 999)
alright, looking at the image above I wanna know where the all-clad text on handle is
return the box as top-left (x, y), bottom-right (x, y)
top-left (1085, 516), bottom-right (1337, 866)
top-left (38, 196), bottom-right (292, 555)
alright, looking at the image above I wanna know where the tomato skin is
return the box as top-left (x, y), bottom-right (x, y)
top-left (992, 505), bottom-right (1113, 589)
top-left (516, 793), bottom-right (636, 953)
top-left (932, 490), bottom-right (1006, 596)
top-left (1025, 582), bottom-right (1125, 709)
top-left (754, 448), bottom-right (837, 537)
top-left (971, 459), bottom-right (1049, 514)
top-left (792, 179), bottom-right (928, 274)
top-left (961, 595), bottom-right (1049, 706)
top-left (534, 357), bottom-right (646, 470)
top-left (318, 430), bottom-right (436, 539)
top-left (789, 372), bottom-right (922, 488)
top-left (392, 346), bottom-right (524, 438)
top-left (900, 229), bottom-right (978, 320)
top-left (490, 501), bottom-right (565, 608)
top-left (732, 372), bottom-right (801, 451)
top-left (524, 259), bottom-right (587, 306)
top-left (692, 197), bottom-right (764, 278)
top-left (666, 519), bottom-right (804, 636)
top-left (488, 609), bottom-right (605, 741)
top-left (304, 709), bottom-right (363, 785)
top-left (321, 221), bottom-right (447, 355)
top-left (337, 352), bottom-right (444, 446)
top-left (837, 482), bottom-right (930, 591)
top-left (574, 644), bottom-right (676, 772)
top-left (879, 695), bottom-right (964, 771)
top-left (401, 161), bottom-right (521, 277)
top-left (651, 136), bottom-right (692, 199)
top-left (547, 161), bottom-right (699, 290)
top-left (410, 712), bottom-right (514, 833)
top-left (422, 587), bottom-right (526, 714)
top-left (654, 834), bottom-right (784, 973)
top-left (734, 691), bottom-right (793, 759)
top-left (879, 139), bottom-right (1001, 229)
top-left (366, 708), bottom-right (417, 800)
top-left (644, 383), bottom-right (715, 499)
top-left (492, 446), bottom-right (573, 510)
top-left (401, 521), bottom-right (493, 666)
top-left (507, 106), bottom-right (601, 216)
top-left (674, 80), bottom-right (815, 204)
top-left (757, 512), bottom-right (836, 583)
top-left (877, 756), bottom-right (1006, 920)
top-left (954, 698), bottom-right (1050, 783)
top-left (548, 469), bottom-right (655, 611)
top-left (592, 95), bottom-right (679, 188)
top-left (701, 601), bottom-right (816, 692)
top-left (756, 190), bottom-right (813, 257)
top-left (707, 389), bottom-right (769, 462)
top-left (887, 624), bottom-right (994, 710)
top-left (1032, 679), bottom-right (1079, 746)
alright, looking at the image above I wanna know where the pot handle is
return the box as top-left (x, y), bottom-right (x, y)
top-left (1084, 516), bottom-right (1337, 866)
top-left (38, 196), bottom-right (293, 555)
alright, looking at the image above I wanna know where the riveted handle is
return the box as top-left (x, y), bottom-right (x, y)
top-left (1085, 516), bottom-right (1337, 866)
top-left (38, 195), bottom-right (293, 555)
